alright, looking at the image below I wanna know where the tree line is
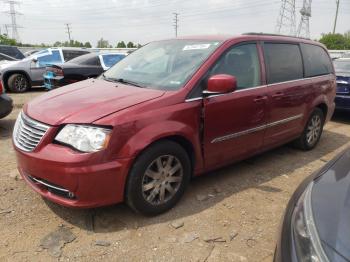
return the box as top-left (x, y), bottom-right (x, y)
top-left (0, 34), bottom-right (141, 49)
top-left (1, 32), bottom-right (350, 50)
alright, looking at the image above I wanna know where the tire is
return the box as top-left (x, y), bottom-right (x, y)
top-left (8, 73), bottom-right (30, 93)
top-left (125, 140), bottom-right (191, 216)
top-left (294, 108), bottom-right (324, 151)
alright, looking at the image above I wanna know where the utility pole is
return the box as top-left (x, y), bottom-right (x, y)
top-left (275, 0), bottom-right (296, 36)
top-left (65, 23), bottom-right (72, 42)
top-left (173, 12), bottom-right (179, 37)
top-left (2, 0), bottom-right (22, 41)
top-left (333, 0), bottom-right (340, 34)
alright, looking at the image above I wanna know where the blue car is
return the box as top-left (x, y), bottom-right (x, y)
top-left (334, 58), bottom-right (350, 111)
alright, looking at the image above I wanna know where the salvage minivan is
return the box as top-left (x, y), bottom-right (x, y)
top-left (13, 34), bottom-right (336, 215)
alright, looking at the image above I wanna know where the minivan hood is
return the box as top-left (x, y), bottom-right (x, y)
top-left (25, 79), bottom-right (165, 125)
top-left (311, 149), bottom-right (350, 261)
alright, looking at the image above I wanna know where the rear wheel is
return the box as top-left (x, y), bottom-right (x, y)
top-left (8, 73), bottom-right (30, 93)
top-left (294, 108), bottom-right (324, 150)
top-left (125, 140), bottom-right (191, 216)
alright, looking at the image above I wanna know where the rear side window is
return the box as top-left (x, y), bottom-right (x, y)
top-left (63, 50), bottom-right (90, 61)
top-left (264, 43), bottom-right (303, 84)
top-left (102, 54), bottom-right (125, 68)
top-left (301, 44), bottom-right (333, 77)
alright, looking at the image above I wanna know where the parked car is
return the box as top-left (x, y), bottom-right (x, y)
top-left (0, 45), bottom-right (25, 60)
top-left (274, 147), bottom-right (350, 262)
top-left (13, 34), bottom-right (335, 215)
top-left (0, 52), bottom-right (19, 62)
top-left (44, 52), bottom-right (126, 90)
top-left (0, 48), bottom-right (90, 93)
top-left (334, 58), bottom-right (350, 111)
top-left (0, 79), bottom-right (13, 119)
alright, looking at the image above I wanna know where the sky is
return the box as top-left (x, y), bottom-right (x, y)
top-left (0, 0), bottom-right (349, 47)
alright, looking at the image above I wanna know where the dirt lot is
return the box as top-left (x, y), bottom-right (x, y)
top-left (1, 90), bottom-right (349, 262)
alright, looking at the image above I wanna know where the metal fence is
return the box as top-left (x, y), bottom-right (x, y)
top-left (18, 46), bottom-right (137, 54)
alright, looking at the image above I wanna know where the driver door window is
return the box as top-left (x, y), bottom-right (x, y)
top-left (210, 44), bottom-right (261, 90)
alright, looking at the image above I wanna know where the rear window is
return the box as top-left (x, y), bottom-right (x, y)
top-left (62, 50), bottom-right (90, 61)
top-left (102, 54), bottom-right (125, 68)
top-left (0, 46), bottom-right (24, 59)
top-left (300, 44), bottom-right (333, 77)
top-left (264, 43), bottom-right (303, 84)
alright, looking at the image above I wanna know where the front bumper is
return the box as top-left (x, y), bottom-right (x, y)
top-left (335, 95), bottom-right (350, 111)
top-left (0, 93), bottom-right (13, 119)
top-left (15, 142), bottom-right (133, 208)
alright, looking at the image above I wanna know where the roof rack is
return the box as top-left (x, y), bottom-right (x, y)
top-left (242, 32), bottom-right (310, 40)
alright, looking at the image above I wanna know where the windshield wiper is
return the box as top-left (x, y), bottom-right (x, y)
top-left (101, 73), bottom-right (116, 83)
top-left (113, 78), bottom-right (145, 88)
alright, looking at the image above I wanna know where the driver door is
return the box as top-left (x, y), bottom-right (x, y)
top-left (203, 43), bottom-right (269, 169)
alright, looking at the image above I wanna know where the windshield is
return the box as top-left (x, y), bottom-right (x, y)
top-left (103, 39), bottom-right (222, 90)
top-left (334, 60), bottom-right (350, 72)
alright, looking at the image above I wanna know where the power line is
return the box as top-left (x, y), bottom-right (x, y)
top-left (297, 0), bottom-right (312, 38)
top-left (173, 12), bottom-right (179, 37)
top-left (65, 23), bottom-right (72, 42)
top-left (333, 0), bottom-right (340, 33)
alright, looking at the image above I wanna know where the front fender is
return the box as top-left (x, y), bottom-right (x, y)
top-left (117, 120), bottom-right (204, 172)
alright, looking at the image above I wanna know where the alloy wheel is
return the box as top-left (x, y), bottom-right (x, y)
top-left (306, 114), bottom-right (322, 146)
top-left (142, 155), bottom-right (183, 205)
top-left (14, 75), bottom-right (28, 92)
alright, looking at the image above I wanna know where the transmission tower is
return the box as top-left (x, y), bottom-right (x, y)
top-left (297, 0), bottom-right (312, 38)
top-left (275, 0), bottom-right (296, 36)
top-left (2, 0), bottom-right (22, 42)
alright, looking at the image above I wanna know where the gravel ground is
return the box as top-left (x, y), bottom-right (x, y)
top-left (1, 89), bottom-right (349, 262)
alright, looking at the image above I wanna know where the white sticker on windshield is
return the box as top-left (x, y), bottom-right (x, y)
top-left (183, 44), bottom-right (211, 51)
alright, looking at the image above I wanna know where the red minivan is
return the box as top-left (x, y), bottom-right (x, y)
top-left (13, 34), bottom-right (336, 215)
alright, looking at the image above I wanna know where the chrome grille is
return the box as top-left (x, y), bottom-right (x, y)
top-left (13, 112), bottom-right (50, 152)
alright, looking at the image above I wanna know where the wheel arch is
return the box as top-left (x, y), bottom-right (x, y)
top-left (2, 70), bottom-right (32, 91)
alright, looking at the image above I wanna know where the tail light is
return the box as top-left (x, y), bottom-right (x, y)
top-left (47, 67), bottom-right (63, 77)
top-left (0, 81), bottom-right (3, 94)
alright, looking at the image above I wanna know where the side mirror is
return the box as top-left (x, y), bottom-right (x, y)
top-left (32, 57), bottom-right (38, 63)
top-left (204, 74), bottom-right (237, 95)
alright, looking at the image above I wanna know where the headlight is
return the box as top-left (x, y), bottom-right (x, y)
top-left (55, 124), bottom-right (112, 153)
top-left (292, 183), bottom-right (329, 262)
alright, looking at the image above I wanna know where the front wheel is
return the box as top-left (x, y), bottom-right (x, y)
top-left (125, 140), bottom-right (191, 216)
top-left (8, 74), bottom-right (30, 93)
top-left (294, 108), bottom-right (324, 150)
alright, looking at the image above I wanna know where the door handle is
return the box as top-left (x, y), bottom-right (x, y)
top-left (272, 92), bottom-right (284, 99)
top-left (253, 95), bottom-right (268, 103)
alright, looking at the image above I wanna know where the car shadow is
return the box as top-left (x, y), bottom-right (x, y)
top-left (45, 128), bottom-right (350, 234)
